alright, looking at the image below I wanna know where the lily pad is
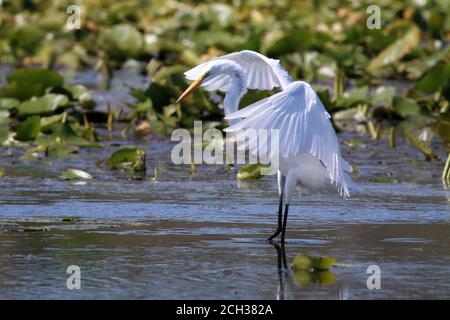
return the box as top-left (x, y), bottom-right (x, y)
top-left (100, 24), bottom-right (144, 58)
top-left (0, 68), bottom-right (63, 101)
top-left (292, 252), bottom-right (336, 272)
top-left (106, 147), bottom-right (146, 174)
top-left (46, 143), bottom-right (79, 158)
top-left (0, 98), bottom-right (20, 110)
top-left (37, 122), bottom-right (90, 146)
top-left (60, 168), bottom-right (93, 180)
top-left (16, 94), bottom-right (69, 117)
top-left (367, 25), bottom-right (421, 76)
top-left (236, 164), bottom-right (264, 180)
top-left (16, 116), bottom-right (41, 141)
top-left (0, 167), bottom-right (4, 178)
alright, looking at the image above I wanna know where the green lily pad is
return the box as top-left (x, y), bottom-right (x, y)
top-left (16, 116), bottom-right (41, 141)
top-left (394, 98), bottom-right (421, 117)
top-left (292, 252), bottom-right (336, 272)
top-left (16, 94), bottom-right (69, 117)
top-left (46, 143), bottom-right (79, 158)
top-left (236, 164), bottom-right (264, 180)
top-left (367, 25), bottom-right (421, 76)
top-left (0, 68), bottom-right (63, 101)
top-left (63, 84), bottom-right (92, 103)
top-left (0, 98), bottom-right (20, 110)
top-left (0, 167), bottom-right (4, 178)
top-left (106, 147), bottom-right (146, 174)
top-left (100, 24), bottom-right (144, 58)
top-left (413, 63), bottom-right (450, 94)
top-left (40, 114), bottom-right (64, 130)
top-left (37, 122), bottom-right (90, 146)
top-left (60, 168), bottom-right (93, 180)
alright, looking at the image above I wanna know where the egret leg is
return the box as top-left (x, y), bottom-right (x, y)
top-left (267, 192), bottom-right (283, 241)
top-left (280, 204), bottom-right (289, 244)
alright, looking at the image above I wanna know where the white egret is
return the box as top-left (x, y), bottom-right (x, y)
top-left (176, 50), bottom-right (292, 124)
top-left (177, 50), bottom-right (357, 243)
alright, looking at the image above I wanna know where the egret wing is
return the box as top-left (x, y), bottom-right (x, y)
top-left (224, 81), bottom-right (354, 197)
top-left (218, 50), bottom-right (293, 90)
top-left (184, 50), bottom-right (292, 92)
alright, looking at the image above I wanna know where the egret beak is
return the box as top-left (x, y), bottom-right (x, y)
top-left (176, 73), bottom-right (207, 103)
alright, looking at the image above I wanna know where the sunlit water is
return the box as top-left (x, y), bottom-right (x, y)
top-left (0, 67), bottom-right (449, 299)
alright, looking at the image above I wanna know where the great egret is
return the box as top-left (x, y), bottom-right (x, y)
top-left (176, 50), bottom-right (292, 124)
top-left (176, 50), bottom-right (357, 243)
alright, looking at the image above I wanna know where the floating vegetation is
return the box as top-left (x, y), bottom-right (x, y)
top-left (106, 147), bottom-right (147, 178)
top-left (236, 164), bottom-right (264, 180)
top-left (291, 253), bottom-right (336, 287)
top-left (292, 253), bottom-right (336, 272)
top-left (60, 168), bottom-right (93, 180)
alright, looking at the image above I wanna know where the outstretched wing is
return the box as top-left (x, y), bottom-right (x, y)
top-left (184, 50), bottom-right (292, 91)
top-left (224, 81), bottom-right (354, 198)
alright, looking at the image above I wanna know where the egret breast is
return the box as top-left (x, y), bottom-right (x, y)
top-left (279, 153), bottom-right (334, 192)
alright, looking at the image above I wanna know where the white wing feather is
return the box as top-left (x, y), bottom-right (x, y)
top-left (184, 50), bottom-right (292, 92)
top-left (224, 81), bottom-right (354, 197)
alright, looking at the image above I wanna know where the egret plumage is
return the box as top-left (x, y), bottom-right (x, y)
top-left (177, 50), bottom-right (357, 243)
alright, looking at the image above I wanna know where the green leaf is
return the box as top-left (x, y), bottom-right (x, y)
top-left (100, 24), bottom-right (144, 57)
top-left (0, 167), bottom-right (4, 178)
top-left (236, 164), bottom-right (264, 180)
top-left (60, 168), bottom-right (93, 180)
top-left (0, 98), bottom-right (20, 110)
top-left (63, 84), bottom-right (92, 102)
top-left (106, 147), bottom-right (146, 173)
top-left (0, 68), bottom-right (63, 101)
top-left (336, 86), bottom-right (369, 109)
top-left (367, 26), bottom-right (421, 76)
top-left (292, 253), bottom-right (336, 271)
top-left (413, 63), bottom-right (450, 94)
top-left (46, 143), bottom-right (79, 158)
top-left (144, 83), bottom-right (178, 111)
top-left (394, 98), bottom-right (421, 117)
top-left (16, 116), bottom-right (41, 141)
top-left (36, 122), bottom-right (90, 146)
top-left (16, 94), bottom-right (69, 117)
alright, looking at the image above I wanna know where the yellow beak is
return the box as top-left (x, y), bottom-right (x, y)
top-left (176, 73), bottom-right (207, 103)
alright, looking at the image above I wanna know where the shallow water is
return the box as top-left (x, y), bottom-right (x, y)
top-left (1, 65), bottom-right (449, 299)
top-left (0, 125), bottom-right (449, 299)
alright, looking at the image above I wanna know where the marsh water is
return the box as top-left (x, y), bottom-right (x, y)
top-left (0, 68), bottom-right (449, 299)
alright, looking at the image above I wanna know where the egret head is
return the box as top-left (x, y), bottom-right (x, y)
top-left (176, 61), bottom-right (245, 103)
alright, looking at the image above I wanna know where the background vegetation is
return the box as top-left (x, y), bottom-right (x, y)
top-left (0, 0), bottom-right (449, 178)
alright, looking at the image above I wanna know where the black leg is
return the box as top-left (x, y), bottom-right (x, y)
top-left (267, 192), bottom-right (283, 241)
top-left (280, 204), bottom-right (289, 244)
